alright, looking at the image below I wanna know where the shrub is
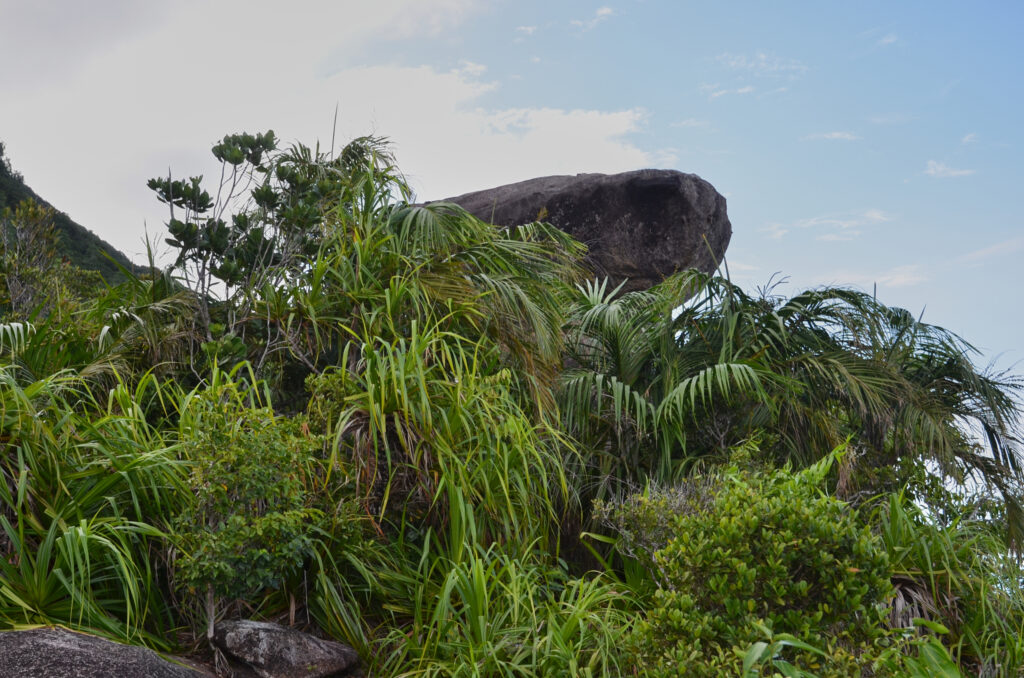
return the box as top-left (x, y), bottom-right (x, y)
top-left (173, 375), bottom-right (322, 636)
top-left (623, 452), bottom-right (897, 676)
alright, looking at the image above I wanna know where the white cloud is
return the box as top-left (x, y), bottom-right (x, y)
top-left (671, 118), bottom-right (710, 128)
top-left (456, 60), bottom-right (488, 77)
top-left (924, 160), bottom-right (976, 178)
top-left (961, 132), bottom-right (978, 144)
top-left (816, 264), bottom-right (927, 290)
top-left (648, 147), bottom-right (680, 167)
top-left (760, 223), bottom-right (789, 240)
top-left (571, 6), bottom-right (613, 32)
top-left (0, 0), bottom-right (482, 92)
top-left (802, 131), bottom-right (860, 141)
top-left (702, 83), bottom-right (756, 99)
top-left (816, 232), bottom-right (859, 242)
top-left (871, 265), bottom-right (926, 288)
top-left (959, 235), bottom-right (1024, 263)
top-left (714, 51), bottom-right (808, 77)
top-left (801, 210), bottom-right (889, 230)
top-left (939, 79), bottom-right (961, 98)
top-left (877, 33), bottom-right (898, 46)
top-left (0, 2), bottom-right (165, 92)
top-left (513, 25), bottom-right (537, 43)
top-left (867, 265), bottom-right (926, 288)
top-left (868, 113), bottom-right (913, 125)
top-left (0, 0), bottom-right (668, 259)
top-left (363, 91), bottom-right (659, 199)
top-left (724, 259), bottom-right (758, 272)
top-left (764, 209), bottom-right (890, 241)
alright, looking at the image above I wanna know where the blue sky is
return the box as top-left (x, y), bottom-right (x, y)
top-left (0, 0), bottom-right (1021, 371)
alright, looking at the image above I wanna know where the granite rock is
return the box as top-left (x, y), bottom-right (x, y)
top-left (0, 627), bottom-right (204, 678)
top-left (443, 169), bottom-right (731, 291)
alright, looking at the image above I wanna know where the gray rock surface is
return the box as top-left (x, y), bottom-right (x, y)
top-left (443, 169), bottom-right (731, 291)
top-left (214, 620), bottom-right (359, 678)
top-left (0, 627), bottom-right (204, 678)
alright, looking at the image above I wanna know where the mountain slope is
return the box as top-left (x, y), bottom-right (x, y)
top-left (0, 141), bottom-right (137, 281)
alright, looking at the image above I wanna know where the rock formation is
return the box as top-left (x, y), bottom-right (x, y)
top-left (442, 169), bottom-right (731, 292)
top-left (0, 627), bottom-right (204, 677)
top-left (214, 620), bottom-right (360, 678)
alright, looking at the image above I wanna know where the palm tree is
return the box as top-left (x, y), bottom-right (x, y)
top-left (560, 270), bottom-right (1023, 537)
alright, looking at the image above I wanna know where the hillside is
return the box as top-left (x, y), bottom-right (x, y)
top-left (0, 141), bottom-right (137, 281)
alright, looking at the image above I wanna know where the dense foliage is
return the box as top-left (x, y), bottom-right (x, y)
top-left (0, 130), bottom-right (1022, 676)
top-left (620, 453), bottom-right (895, 675)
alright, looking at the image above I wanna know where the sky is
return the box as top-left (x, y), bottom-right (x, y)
top-left (1, 0), bottom-right (1021, 373)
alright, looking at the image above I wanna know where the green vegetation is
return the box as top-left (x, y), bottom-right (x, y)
top-left (1, 130), bottom-right (1022, 676)
top-left (618, 452), bottom-right (896, 675)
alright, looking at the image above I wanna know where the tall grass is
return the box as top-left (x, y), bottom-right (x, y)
top-left (378, 537), bottom-right (635, 677)
top-left (0, 368), bottom-right (186, 645)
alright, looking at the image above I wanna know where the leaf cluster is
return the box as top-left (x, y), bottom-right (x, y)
top-left (622, 452), bottom-right (897, 676)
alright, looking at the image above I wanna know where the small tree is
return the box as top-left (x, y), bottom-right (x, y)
top-left (149, 132), bottom-right (398, 380)
top-left (0, 199), bottom-right (61, 316)
top-left (173, 372), bottom-right (322, 644)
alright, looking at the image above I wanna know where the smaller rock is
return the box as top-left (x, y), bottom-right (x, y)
top-left (213, 620), bottom-right (359, 678)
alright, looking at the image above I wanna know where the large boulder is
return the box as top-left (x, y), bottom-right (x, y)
top-left (213, 620), bottom-right (360, 678)
top-left (0, 627), bottom-right (205, 677)
top-left (442, 169), bottom-right (731, 291)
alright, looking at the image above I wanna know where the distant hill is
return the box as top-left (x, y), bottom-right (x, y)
top-left (0, 140), bottom-right (138, 281)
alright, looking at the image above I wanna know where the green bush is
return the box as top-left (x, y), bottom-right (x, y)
top-left (0, 370), bottom-right (186, 645)
top-left (173, 377), bottom-right (321, 608)
top-left (624, 453), bottom-right (897, 676)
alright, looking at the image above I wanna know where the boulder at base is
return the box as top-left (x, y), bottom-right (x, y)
top-left (0, 627), bottom-right (204, 677)
top-left (214, 620), bottom-right (360, 678)
top-left (442, 169), bottom-right (732, 292)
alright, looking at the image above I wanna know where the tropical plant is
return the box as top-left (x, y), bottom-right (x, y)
top-left (378, 541), bottom-right (634, 677)
top-left (0, 199), bottom-right (62, 316)
top-left (289, 143), bottom-right (589, 545)
top-left (875, 492), bottom-right (1024, 675)
top-left (172, 368), bottom-right (323, 642)
top-left (560, 271), bottom-right (1024, 537)
top-left (2, 128), bottom-right (1021, 678)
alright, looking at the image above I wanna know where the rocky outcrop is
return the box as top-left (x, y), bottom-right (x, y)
top-left (0, 627), bottom-right (205, 678)
top-left (213, 620), bottom-right (360, 678)
top-left (443, 170), bottom-right (731, 292)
